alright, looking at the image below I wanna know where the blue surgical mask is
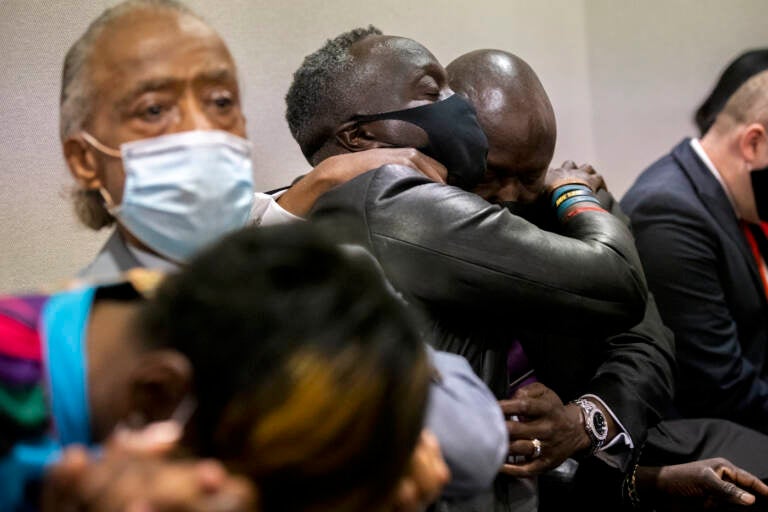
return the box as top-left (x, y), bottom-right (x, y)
top-left (81, 130), bottom-right (255, 263)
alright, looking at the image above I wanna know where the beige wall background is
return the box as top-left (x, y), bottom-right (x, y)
top-left (0, 0), bottom-right (764, 292)
top-left (584, 0), bottom-right (768, 200)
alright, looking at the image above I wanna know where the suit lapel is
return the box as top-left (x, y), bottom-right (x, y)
top-left (672, 139), bottom-right (764, 297)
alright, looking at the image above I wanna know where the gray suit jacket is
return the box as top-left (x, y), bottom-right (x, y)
top-left (78, 230), bottom-right (178, 282)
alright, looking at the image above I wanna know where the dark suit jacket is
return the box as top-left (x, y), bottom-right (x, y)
top-left (430, 189), bottom-right (675, 456)
top-left (526, 189), bottom-right (675, 454)
top-left (310, 164), bottom-right (662, 511)
top-left (621, 138), bottom-right (768, 433)
top-left (503, 191), bottom-right (676, 512)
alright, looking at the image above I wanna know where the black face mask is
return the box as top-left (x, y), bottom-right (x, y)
top-left (353, 94), bottom-right (489, 190)
top-left (500, 197), bottom-right (553, 225)
top-left (501, 200), bottom-right (540, 219)
top-left (751, 167), bottom-right (768, 221)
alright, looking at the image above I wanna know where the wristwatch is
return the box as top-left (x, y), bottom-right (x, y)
top-left (571, 398), bottom-right (608, 456)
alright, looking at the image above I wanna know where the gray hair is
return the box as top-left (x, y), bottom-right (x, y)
top-left (285, 25), bottom-right (382, 163)
top-left (60, 0), bottom-right (200, 230)
top-left (60, 0), bottom-right (199, 140)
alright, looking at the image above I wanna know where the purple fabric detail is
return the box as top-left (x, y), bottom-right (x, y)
top-left (0, 295), bottom-right (49, 329)
top-left (0, 353), bottom-right (41, 386)
top-left (507, 340), bottom-right (537, 397)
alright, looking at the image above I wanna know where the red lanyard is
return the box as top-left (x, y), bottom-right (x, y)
top-left (741, 221), bottom-right (768, 301)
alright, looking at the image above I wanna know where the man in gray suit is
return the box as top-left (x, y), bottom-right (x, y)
top-left (60, 1), bottom-right (447, 282)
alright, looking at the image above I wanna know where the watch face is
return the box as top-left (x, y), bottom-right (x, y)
top-left (591, 410), bottom-right (608, 438)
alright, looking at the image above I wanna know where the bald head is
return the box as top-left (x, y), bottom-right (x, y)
top-left (448, 50), bottom-right (556, 184)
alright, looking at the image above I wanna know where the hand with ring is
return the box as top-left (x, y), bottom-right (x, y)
top-left (530, 438), bottom-right (542, 460)
top-left (498, 382), bottom-right (586, 477)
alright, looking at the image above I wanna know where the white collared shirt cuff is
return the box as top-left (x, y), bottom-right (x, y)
top-left (250, 190), bottom-right (303, 227)
top-left (582, 394), bottom-right (634, 472)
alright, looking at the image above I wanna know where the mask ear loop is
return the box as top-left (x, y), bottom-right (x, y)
top-left (98, 187), bottom-right (119, 214)
top-left (80, 132), bottom-right (123, 212)
top-left (81, 131), bottom-right (122, 158)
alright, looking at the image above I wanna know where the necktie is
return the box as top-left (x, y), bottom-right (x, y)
top-left (741, 221), bottom-right (768, 301)
top-left (507, 340), bottom-right (536, 397)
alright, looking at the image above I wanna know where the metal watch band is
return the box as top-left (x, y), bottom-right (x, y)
top-left (572, 398), bottom-right (608, 456)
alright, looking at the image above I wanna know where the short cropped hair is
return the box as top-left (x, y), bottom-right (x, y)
top-left (285, 25), bottom-right (382, 163)
top-left (139, 223), bottom-right (430, 512)
top-left (718, 69), bottom-right (768, 130)
top-left (60, 0), bottom-right (200, 230)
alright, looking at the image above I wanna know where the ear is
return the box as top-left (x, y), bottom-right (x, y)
top-left (63, 135), bottom-right (104, 190)
top-left (335, 120), bottom-right (393, 153)
top-left (127, 349), bottom-right (193, 425)
top-left (739, 123), bottom-right (767, 164)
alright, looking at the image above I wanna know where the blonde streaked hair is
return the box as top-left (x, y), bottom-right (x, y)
top-left (220, 345), bottom-right (429, 512)
top-left (139, 223), bottom-right (431, 512)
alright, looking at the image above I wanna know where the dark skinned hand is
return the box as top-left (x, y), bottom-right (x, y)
top-left (543, 160), bottom-right (607, 195)
top-left (638, 458), bottom-right (768, 511)
top-left (498, 382), bottom-right (587, 477)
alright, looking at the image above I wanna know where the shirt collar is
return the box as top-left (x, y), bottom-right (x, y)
top-left (689, 138), bottom-right (739, 214)
top-left (126, 241), bottom-right (180, 273)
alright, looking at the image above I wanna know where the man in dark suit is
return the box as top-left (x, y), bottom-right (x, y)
top-left (445, 48), bottom-right (673, 511)
top-left (447, 47), bottom-right (768, 512)
top-left (621, 58), bottom-right (768, 435)
top-left (285, 26), bottom-right (768, 510)
top-left (287, 26), bottom-right (649, 512)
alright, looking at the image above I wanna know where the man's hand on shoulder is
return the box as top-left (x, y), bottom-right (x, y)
top-left (277, 148), bottom-right (447, 217)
